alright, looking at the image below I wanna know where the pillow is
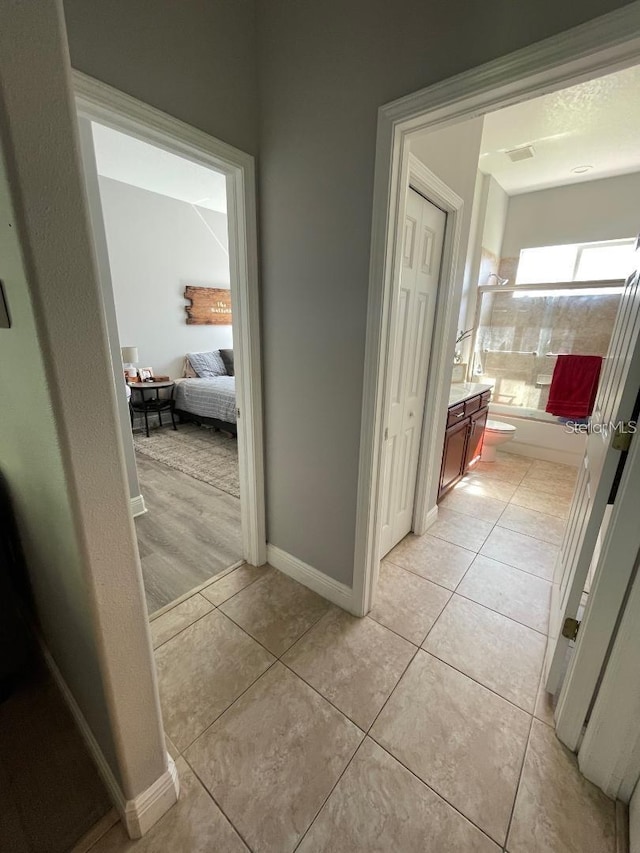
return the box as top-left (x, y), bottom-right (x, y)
top-left (183, 356), bottom-right (198, 378)
top-left (186, 350), bottom-right (226, 378)
top-left (220, 348), bottom-right (234, 376)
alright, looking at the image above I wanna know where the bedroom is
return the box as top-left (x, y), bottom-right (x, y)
top-left (86, 121), bottom-right (243, 615)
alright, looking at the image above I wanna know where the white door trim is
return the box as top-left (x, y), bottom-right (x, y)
top-left (354, 149), bottom-right (464, 612)
top-left (353, 3), bottom-right (640, 618)
top-left (555, 422), bottom-right (640, 752)
top-left (73, 71), bottom-right (266, 568)
top-left (565, 425), bottom-right (640, 798)
top-left (577, 549), bottom-right (640, 801)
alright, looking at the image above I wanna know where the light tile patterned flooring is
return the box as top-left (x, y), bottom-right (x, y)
top-left (89, 452), bottom-right (620, 853)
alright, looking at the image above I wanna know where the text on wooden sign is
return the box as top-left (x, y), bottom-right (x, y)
top-left (184, 286), bottom-right (232, 325)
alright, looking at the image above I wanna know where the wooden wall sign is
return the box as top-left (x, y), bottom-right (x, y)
top-left (184, 286), bottom-right (232, 325)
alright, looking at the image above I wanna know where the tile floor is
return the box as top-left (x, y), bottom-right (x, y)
top-left (88, 452), bottom-right (621, 853)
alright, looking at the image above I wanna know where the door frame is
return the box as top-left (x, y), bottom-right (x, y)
top-left (73, 71), bottom-right (267, 568)
top-left (571, 422), bottom-right (640, 799)
top-left (352, 3), bottom-right (640, 619)
top-left (555, 399), bottom-right (640, 754)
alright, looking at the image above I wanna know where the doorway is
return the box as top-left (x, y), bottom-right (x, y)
top-left (353, 3), bottom-right (640, 791)
top-left (73, 73), bottom-right (266, 614)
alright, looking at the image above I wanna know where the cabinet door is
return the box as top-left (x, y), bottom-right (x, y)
top-left (465, 408), bottom-right (488, 470)
top-left (439, 419), bottom-right (469, 497)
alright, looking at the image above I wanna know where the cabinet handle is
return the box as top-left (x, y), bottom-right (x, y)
top-left (454, 411), bottom-right (464, 418)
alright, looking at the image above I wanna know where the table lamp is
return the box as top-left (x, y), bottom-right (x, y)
top-left (121, 346), bottom-right (139, 380)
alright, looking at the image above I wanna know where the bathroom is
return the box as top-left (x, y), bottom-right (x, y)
top-left (449, 74), bottom-right (638, 473)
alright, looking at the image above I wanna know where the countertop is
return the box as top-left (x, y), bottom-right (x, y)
top-left (448, 382), bottom-right (493, 407)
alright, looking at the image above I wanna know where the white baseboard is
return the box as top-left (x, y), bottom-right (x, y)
top-left (424, 505), bottom-right (439, 529)
top-left (40, 643), bottom-right (179, 839)
top-left (266, 544), bottom-right (355, 614)
top-left (124, 755), bottom-right (179, 838)
top-left (414, 504), bottom-right (439, 536)
top-left (130, 494), bottom-right (147, 517)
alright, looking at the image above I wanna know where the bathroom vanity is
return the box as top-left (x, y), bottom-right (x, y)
top-left (438, 383), bottom-right (492, 501)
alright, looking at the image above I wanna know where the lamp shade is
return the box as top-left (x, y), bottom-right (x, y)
top-left (121, 346), bottom-right (139, 364)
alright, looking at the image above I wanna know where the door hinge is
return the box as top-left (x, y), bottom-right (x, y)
top-left (612, 422), bottom-right (634, 452)
top-left (562, 617), bottom-right (581, 641)
top-left (384, 427), bottom-right (389, 441)
top-left (236, 407), bottom-right (241, 419)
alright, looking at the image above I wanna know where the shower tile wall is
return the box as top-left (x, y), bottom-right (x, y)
top-left (475, 252), bottom-right (620, 410)
top-left (480, 247), bottom-right (499, 284)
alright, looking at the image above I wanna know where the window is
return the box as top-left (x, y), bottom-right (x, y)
top-left (515, 239), bottom-right (635, 286)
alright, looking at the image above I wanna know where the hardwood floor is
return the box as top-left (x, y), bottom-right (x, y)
top-left (135, 454), bottom-right (242, 615)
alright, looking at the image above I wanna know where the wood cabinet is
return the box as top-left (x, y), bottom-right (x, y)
top-left (438, 389), bottom-right (490, 501)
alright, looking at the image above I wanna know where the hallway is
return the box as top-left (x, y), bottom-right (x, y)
top-left (87, 453), bottom-right (619, 852)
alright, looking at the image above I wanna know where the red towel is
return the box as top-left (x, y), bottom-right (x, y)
top-left (545, 355), bottom-right (603, 419)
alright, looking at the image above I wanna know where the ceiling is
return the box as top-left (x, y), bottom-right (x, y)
top-left (91, 123), bottom-right (227, 213)
top-left (480, 64), bottom-right (640, 195)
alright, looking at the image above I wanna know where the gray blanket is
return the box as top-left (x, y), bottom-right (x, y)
top-left (174, 376), bottom-right (237, 424)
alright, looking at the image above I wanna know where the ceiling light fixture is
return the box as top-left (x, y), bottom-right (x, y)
top-left (571, 165), bottom-right (594, 174)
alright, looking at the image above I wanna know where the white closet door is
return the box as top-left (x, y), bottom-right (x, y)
top-left (380, 189), bottom-right (446, 557)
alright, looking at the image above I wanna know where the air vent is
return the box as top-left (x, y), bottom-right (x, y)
top-left (506, 146), bottom-right (535, 162)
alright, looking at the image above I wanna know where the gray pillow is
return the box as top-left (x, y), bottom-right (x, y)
top-left (186, 350), bottom-right (226, 378)
top-left (220, 348), bottom-right (234, 376)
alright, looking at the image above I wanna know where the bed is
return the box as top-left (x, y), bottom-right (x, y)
top-left (174, 352), bottom-right (237, 434)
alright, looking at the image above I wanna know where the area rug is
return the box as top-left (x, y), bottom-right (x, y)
top-left (133, 423), bottom-right (240, 499)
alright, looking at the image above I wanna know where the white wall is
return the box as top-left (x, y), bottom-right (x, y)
top-left (410, 119), bottom-right (485, 277)
top-left (98, 176), bottom-right (231, 380)
top-left (0, 126), bottom-right (119, 773)
top-left (459, 174), bottom-right (510, 361)
top-left (79, 122), bottom-right (141, 503)
top-left (482, 176), bottom-right (510, 264)
top-left (411, 119), bottom-right (485, 377)
top-left (502, 171), bottom-right (640, 258)
top-left (0, 0), bottom-right (167, 811)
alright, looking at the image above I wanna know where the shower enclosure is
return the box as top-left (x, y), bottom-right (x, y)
top-left (470, 280), bottom-right (624, 419)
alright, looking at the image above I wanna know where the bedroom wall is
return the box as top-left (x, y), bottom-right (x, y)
top-left (97, 176), bottom-right (232, 380)
top-left (257, 0), bottom-right (633, 586)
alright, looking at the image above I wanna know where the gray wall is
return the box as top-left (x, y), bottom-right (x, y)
top-left (631, 780), bottom-right (640, 853)
top-left (61, 0), bottom-right (636, 588)
top-left (0, 139), bottom-right (118, 776)
top-left (502, 171), bottom-right (640, 257)
top-left (63, 0), bottom-right (258, 155)
top-left (98, 177), bottom-right (232, 380)
top-left (257, 0), bottom-right (634, 585)
top-left (0, 0), bottom-right (167, 799)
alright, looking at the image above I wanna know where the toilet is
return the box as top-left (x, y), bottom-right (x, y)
top-left (481, 419), bottom-right (517, 462)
